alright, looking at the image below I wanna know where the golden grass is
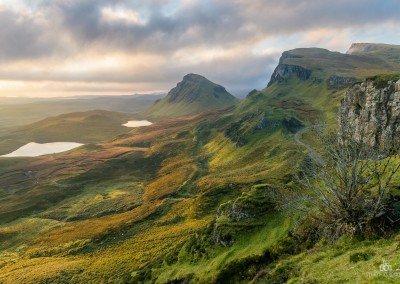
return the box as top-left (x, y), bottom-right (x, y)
top-left (144, 165), bottom-right (196, 201)
top-left (29, 201), bottom-right (165, 249)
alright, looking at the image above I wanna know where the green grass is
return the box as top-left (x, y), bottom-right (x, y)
top-left (0, 44), bottom-right (400, 283)
top-left (152, 211), bottom-right (293, 283)
top-left (0, 95), bottom-right (156, 129)
top-left (253, 234), bottom-right (400, 284)
top-left (368, 73), bottom-right (400, 88)
top-left (278, 45), bottom-right (400, 78)
top-left (0, 110), bottom-right (139, 155)
top-left (146, 74), bottom-right (238, 118)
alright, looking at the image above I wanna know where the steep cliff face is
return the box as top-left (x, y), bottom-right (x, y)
top-left (267, 44), bottom-right (400, 90)
top-left (267, 64), bottom-right (311, 86)
top-left (338, 78), bottom-right (400, 151)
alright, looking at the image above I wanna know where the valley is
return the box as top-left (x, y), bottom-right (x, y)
top-left (0, 43), bottom-right (399, 283)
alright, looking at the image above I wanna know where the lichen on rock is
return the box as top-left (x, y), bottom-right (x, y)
top-left (338, 78), bottom-right (400, 151)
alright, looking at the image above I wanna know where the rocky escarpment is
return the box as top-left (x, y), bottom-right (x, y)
top-left (267, 64), bottom-right (311, 87)
top-left (338, 78), bottom-right (400, 151)
top-left (327, 75), bottom-right (358, 90)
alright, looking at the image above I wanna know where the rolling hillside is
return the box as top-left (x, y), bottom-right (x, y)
top-left (0, 43), bottom-right (399, 283)
top-left (0, 94), bottom-right (163, 129)
top-left (0, 110), bottom-right (141, 155)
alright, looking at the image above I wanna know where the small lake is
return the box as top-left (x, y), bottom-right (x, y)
top-left (122, 120), bottom-right (152, 127)
top-left (1, 142), bottom-right (83, 158)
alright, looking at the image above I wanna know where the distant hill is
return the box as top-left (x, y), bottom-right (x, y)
top-left (0, 110), bottom-right (138, 155)
top-left (1, 44), bottom-right (400, 284)
top-left (146, 73), bottom-right (239, 118)
top-left (268, 43), bottom-right (400, 86)
top-left (0, 94), bottom-right (163, 129)
top-left (236, 43), bottom-right (400, 127)
top-left (346, 42), bottom-right (400, 56)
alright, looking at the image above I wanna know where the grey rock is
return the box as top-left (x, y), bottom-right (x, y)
top-left (327, 75), bottom-right (358, 90)
top-left (268, 64), bottom-right (312, 87)
top-left (339, 79), bottom-right (400, 151)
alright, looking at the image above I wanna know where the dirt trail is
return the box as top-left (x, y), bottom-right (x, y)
top-left (294, 128), bottom-right (324, 166)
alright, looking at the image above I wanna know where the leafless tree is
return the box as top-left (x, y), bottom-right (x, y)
top-left (291, 123), bottom-right (400, 240)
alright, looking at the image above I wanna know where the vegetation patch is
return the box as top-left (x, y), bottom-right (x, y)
top-left (368, 73), bottom-right (400, 88)
top-left (349, 250), bottom-right (375, 263)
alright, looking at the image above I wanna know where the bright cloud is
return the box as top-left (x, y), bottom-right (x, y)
top-left (101, 6), bottom-right (144, 25)
top-left (0, 0), bottom-right (400, 97)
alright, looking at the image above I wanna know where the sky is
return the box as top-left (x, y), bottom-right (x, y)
top-left (0, 0), bottom-right (400, 98)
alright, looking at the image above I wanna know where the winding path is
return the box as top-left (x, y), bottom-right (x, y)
top-left (294, 128), bottom-right (324, 166)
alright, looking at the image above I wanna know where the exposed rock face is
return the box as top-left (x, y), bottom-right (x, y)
top-left (327, 75), bottom-right (358, 90)
top-left (267, 64), bottom-right (311, 86)
top-left (339, 79), bottom-right (400, 151)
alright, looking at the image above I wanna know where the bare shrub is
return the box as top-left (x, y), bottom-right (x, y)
top-left (290, 123), bottom-right (400, 241)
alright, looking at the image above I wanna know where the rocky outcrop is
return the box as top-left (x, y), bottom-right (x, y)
top-left (327, 75), bottom-right (358, 90)
top-left (267, 64), bottom-right (312, 86)
top-left (338, 79), bottom-right (400, 151)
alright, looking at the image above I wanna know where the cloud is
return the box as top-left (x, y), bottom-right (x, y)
top-left (1, 0), bottom-right (400, 97)
top-left (0, 7), bottom-right (65, 61)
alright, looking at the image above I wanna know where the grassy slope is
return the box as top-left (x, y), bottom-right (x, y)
top-left (0, 44), bottom-right (399, 283)
top-left (0, 95), bottom-right (160, 129)
top-left (280, 46), bottom-right (400, 78)
top-left (154, 212), bottom-right (292, 283)
top-left (146, 45), bottom-right (400, 282)
top-left (252, 235), bottom-right (400, 284)
top-left (0, 112), bottom-right (220, 283)
top-left (0, 102), bottom-right (301, 283)
top-left (147, 74), bottom-right (239, 119)
top-left (0, 110), bottom-right (140, 155)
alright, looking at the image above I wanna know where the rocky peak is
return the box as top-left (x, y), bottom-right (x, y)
top-left (338, 78), bottom-right (400, 151)
top-left (147, 73), bottom-right (238, 118)
top-left (167, 73), bottom-right (229, 104)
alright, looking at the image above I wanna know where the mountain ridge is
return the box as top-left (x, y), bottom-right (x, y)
top-left (346, 42), bottom-right (400, 54)
top-left (147, 73), bottom-right (239, 118)
top-left (0, 43), bottom-right (399, 283)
